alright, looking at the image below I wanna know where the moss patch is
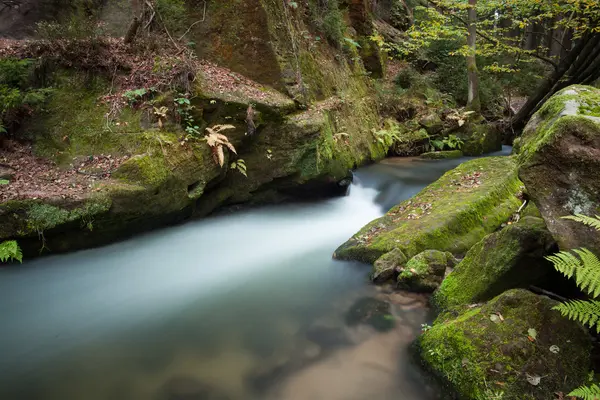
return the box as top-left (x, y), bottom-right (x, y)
top-left (434, 216), bottom-right (556, 310)
top-left (397, 249), bottom-right (455, 292)
top-left (334, 156), bottom-right (523, 264)
top-left (418, 289), bottom-right (591, 399)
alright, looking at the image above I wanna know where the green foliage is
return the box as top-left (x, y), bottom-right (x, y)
top-left (36, 1), bottom-right (102, 40)
top-left (0, 179), bottom-right (9, 185)
top-left (430, 134), bottom-right (464, 151)
top-left (123, 88), bottom-right (155, 106)
top-left (174, 96), bottom-right (200, 136)
top-left (565, 215), bottom-right (600, 231)
top-left (156, 0), bottom-right (188, 35)
top-left (308, 0), bottom-right (347, 44)
top-left (373, 121), bottom-right (402, 148)
top-left (569, 383), bottom-right (600, 400)
top-left (0, 240), bottom-right (23, 263)
top-left (230, 159), bottom-right (247, 177)
top-left (548, 215), bottom-right (600, 398)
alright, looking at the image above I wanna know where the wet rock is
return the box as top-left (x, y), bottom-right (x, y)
top-left (158, 376), bottom-right (230, 400)
top-left (518, 85), bottom-right (600, 254)
top-left (418, 113), bottom-right (443, 135)
top-left (397, 249), bottom-right (455, 292)
top-left (434, 217), bottom-right (556, 310)
top-left (458, 122), bottom-right (502, 156)
top-left (334, 157), bottom-right (523, 265)
top-left (419, 150), bottom-right (463, 160)
top-left (371, 247), bottom-right (407, 283)
top-left (344, 297), bottom-right (395, 332)
top-left (418, 289), bottom-right (591, 399)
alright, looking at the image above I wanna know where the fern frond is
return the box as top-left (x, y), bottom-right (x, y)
top-left (547, 250), bottom-right (583, 279)
top-left (573, 249), bottom-right (600, 298)
top-left (0, 240), bottom-right (23, 263)
top-left (553, 300), bottom-right (600, 333)
top-left (569, 383), bottom-right (600, 400)
top-left (563, 214), bottom-right (600, 231)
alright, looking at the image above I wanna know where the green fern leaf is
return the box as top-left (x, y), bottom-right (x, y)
top-left (569, 383), bottom-right (600, 400)
top-left (546, 250), bottom-right (582, 279)
top-left (563, 215), bottom-right (600, 231)
top-left (0, 240), bottom-right (23, 263)
top-left (553, 300), bottom-right (600, 333)
top-left (573, 249), bottom-right (600, 298)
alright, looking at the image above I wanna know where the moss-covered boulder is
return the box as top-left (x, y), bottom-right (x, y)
top-left (397, 250), bottom-right (456, 292)
top-left (434, 217), bottom-right (556, 310)
top-left (420, 150), bottom-right (463, 160)
top-left (419, 113), bottom-right (444, 135)
top-left (334, 156), bottom-right (523, 265)
top-left (518, 85), bottom-right (600, 254)
top-left (371, 247), bottom-right (407, 283)
top-left (459, 123), bottom-right (503, 156)
top-left (418, 289), bottom-right (591, 399)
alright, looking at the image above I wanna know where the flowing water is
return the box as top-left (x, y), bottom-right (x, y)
top-left (0, 148), bottom-right (510, 400)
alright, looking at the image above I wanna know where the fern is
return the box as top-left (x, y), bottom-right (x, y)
top-left (569, 383), bottom-right (600, 400)
top-left (553, 300), bottom-right (600, 333)
top-left (204, 124), bottom-right (236, 167)
top-left (564, 214), bottom-right (600, 231)
top-left (0, 240), bottom-right (23, 263)
top-left (548, 215), bottom-right (600, 399)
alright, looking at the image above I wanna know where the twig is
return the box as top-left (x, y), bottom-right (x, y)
top-left (178, 20), bottom-right (203, 41)
top-left (529, 285), bottom-right (568, 302)
top-left (145, 0), bottom-right (181, 50)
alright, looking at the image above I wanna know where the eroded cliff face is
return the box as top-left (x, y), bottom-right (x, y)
top-left (0, 0), bottom-right (390, 255)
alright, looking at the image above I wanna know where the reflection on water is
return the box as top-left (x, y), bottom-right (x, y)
top-left (0, 149), bottom-right (510, 400)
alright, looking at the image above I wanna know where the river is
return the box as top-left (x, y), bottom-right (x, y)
top-left (0, 148), bottom-right (510, 400)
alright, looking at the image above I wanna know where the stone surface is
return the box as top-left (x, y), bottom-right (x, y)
top-left (344, 297), bottom-right (395, 332)
top-left (371, 247), bottom-right (407, 283)
top-left (419, 150), bottom-right (463, 160)
top-left (397, 249), bottom-right (455, 292)
top-left (519, 85), bottom-right (600, 254)
top-left (418, 289), bottom-right (591, 399)
top-left (434, 217), bottom-right (556, 310)
top-left (334, 157), bottom-right (523, 265)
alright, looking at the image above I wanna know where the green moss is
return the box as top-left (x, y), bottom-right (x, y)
top-left (113, 154), bottom-right (170, 188)
top-left (434, 216), bottom-right (555, 310)
top-left (420, 150), bottom-right (463, 160)
top-left (371, 247), bottom-right (407, 283)
top-left (419, 289), bottom-right (591, 399)
top-left (397, 249), bottom-right (454, 292)
top-left (334, 156), bottom-right (523, 264)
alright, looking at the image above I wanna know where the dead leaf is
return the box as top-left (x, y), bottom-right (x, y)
top-left (526, 374), bottom-right (541, 386)
top-left (549, 345), bottom-right (560, 354)
top-left (527, 328), bottom-right (537, 341)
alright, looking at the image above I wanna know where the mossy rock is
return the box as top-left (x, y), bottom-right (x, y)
top-left (344, 297), bottom-right (395, 332)
top-left (420, 150), bottom-right (463, 160)
top-left (392, 128), bottom-right (430, 156)
top-left (459, 123), bottom-right (503, 156)
top-left (518, 85), bottom-right (600, 254)
top-left (419, 113), bottom-right (444, 135)
top-left (434, 217), bottom-right (556, 310)
top-left (333, 156), bottom-right (523, 265)
top-left (371, 247), bottom-right (407, 283)
top-left (418, 289), bottom-right (591, 399)
top-left (397, 249), bottom-right (456, 292)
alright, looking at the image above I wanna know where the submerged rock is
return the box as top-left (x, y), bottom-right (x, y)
top-left (371, 247), bottom-right (407, 283)
top-left (158, 376), bottom-right (231, 400)
top-left (518, 85), bottom-right (600, 254)
top-left (397, 250), bottom-right (456, 292)
top-left (344, 297), bottom-right (395, 332)
top-left (334, 157), bottom-right (523, 265)
top-left (418, 289), bottom-right (591, 399)
top-left (434, 217), bottom-right (556, 310)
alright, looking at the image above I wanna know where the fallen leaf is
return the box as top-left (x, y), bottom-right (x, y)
top-left (526, 374), bottom-right (541, 386)
top-left (527, 328), bottom-right (537, 341)
top-left (549, 345), bottom-right (560, 354)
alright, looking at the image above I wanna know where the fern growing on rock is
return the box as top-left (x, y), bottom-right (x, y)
top-left (0, 240), bottom-right (23, 263)
top-left (204, 124), bottom-right (236, 167)
top-left (547, 215), bottom-right (600, 399)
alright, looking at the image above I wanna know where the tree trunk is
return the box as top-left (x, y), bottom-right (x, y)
top-left (510, 33), bottom-right (600, 136)
top-left (124, 17), bottom-right (141, 44)
top-left (466, 0), bottom-right (480, 112)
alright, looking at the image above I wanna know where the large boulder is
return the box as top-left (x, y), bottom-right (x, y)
top-left (518, 85), bottom-right (600, 254)
top-left (334, 156), bottom-right (523, 264)
top-left (459, 123), bottom-right (503, 156)
top-left (397, 249), bottom-right (456, 292)
top-left (418, 289), bottom-right (591, 399)
top-left (434, 217), bottom-right (557, 310)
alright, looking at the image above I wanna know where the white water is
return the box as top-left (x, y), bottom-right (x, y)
top-left (0, 149), bottom-right (510, 399)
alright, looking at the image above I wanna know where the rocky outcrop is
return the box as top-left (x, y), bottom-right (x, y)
top-left (0, 1), bottom-right (390, 256)
top-left (419, 150), bottom-right (463, 160)
top-left (334, 156), bottom-right (523, 265)
top-left (397, 249), bottom-right (455, 292)
top-left (518, 85), bottom-right (600, 254)
top-left (418, 289), bottom-right (591, 399)
top-left (434, 217), bottom-right (556, 310)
